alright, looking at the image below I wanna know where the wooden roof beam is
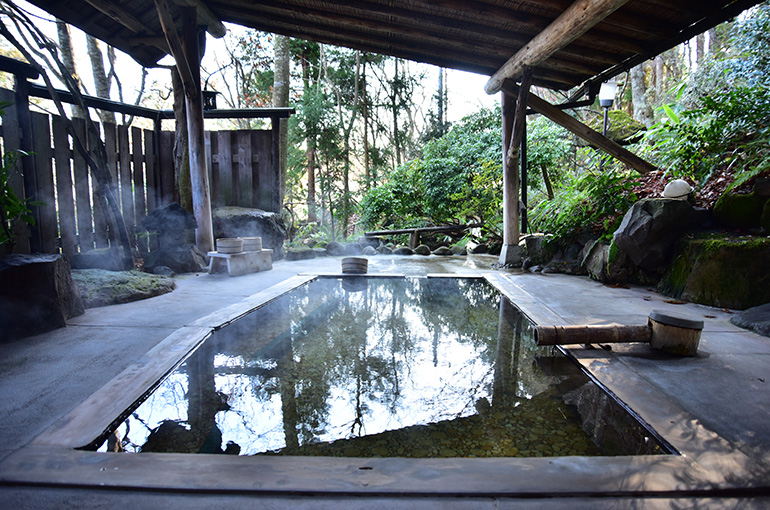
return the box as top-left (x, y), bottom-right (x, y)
top-left (173, 0), bottom-right (227, 38)
top-left (485, 0), bottom-right (631, 94)
top-left (502, 80), bottom-right (657, 174)
top-left (83, 0), bottom-right (151, 34)
top-left (155, 0), bottom-right (197, 98)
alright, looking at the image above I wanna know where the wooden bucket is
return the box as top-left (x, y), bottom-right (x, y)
top-left (341, 257), bottom-right (368, 274)
top-left (216, 238), bottom-right (243, 254)
top-left (648, 310), bottom-right (704, 356)
top-left (241, 236), bottom-right (262, 252)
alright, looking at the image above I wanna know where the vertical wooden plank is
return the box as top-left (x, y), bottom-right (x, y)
top-left (118, 125), bottom-right (135, 237)
top-left (144, 128), bottom-right (159, 252)
top-left (72, 118), bottom-right (94, 252)
top-left (30, 112), bottom-right (57, 253)
top-left (236, 130), bottom-right (252, 207)
top-left (217, 131), bottom-right (233, 206)
top-left (52, 116), bottom-right (77, 260)
top-left (158, 130), bottom-right (175, 206)
top-left (91, 124), bottom-right (109, 249)
top-left (103, 123), bottom-right (119, 246)
top-left (132, 126), bottom-right (147, 252)
top-left (256, 130), bottom-right (272, 211)
top-left (0, 86), bottom-right (30, 254)
top-left (254, 130), bottom-right (260, 209)
top-left (271, 117), bottom-right (281, 213)
top-left (208, 131), bottom-right (221, 208)
top-left (144, 128), bottom-right (157, 213)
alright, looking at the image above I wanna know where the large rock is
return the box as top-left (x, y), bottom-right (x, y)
top-left (285, 248), bottom-right (316, 261)
top-left (523, 234), bottom-right (555, 265)
top-left (325, 241), bottom-right (346, 256)
top-left (658, 235), bottom-right (770, 310)
top-left (730, 303), bottom-right (770, 338)
top-left (0, 254), bottom-right (84, 340)
top-left (613, 198), bottom-right (706, 276)
top-left (713, 191), bottom-right (768, 230)
top-left (584, 242), bottom-right (632, 283)
top-left (72, 269), bottom-right (175, 308)
top-left (141, 203), bottom-right (207, 274)
top-left (213, 207), bottom-right (286, 260)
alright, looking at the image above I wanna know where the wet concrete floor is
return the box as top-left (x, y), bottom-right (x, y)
top-left (1, 254), bottom-right (768, 508)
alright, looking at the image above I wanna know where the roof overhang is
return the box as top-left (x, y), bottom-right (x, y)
top-left (20, 0), bottom-right (764, 94)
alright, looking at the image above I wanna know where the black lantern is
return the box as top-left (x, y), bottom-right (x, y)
top-left (202, 89), bottom-right (218, 110)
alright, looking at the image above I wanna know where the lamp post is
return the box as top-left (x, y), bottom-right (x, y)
top-left (598, 80), bottom-right (617, 170)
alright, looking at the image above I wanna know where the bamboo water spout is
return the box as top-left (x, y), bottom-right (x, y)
top-left (535, 310), bottom-right (704, 356)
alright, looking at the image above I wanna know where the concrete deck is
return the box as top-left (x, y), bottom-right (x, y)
top-left (1, 255), bottom-right (768, 508)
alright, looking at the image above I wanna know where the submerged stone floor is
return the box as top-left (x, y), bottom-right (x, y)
top-left (0, 254), bottom-right (769, 509)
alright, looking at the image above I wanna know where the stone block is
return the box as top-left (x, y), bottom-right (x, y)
top-left (0, 254), bottom-right (84, 340)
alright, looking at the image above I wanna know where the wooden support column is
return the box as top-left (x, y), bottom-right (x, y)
top-left (499, 68), bottom-right (532, 266)
top-left (181, 7), bottom-right (213, 252)
top-left (503, 80), bottom-right (658, 174)
top-left (157, 0), bottom-right (213, 252)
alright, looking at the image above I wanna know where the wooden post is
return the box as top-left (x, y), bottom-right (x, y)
top-left (155, 0), bottom-right (213, 252)
top-left (271, 116), bottom-right (282, 213)
top-left (499, 91), bottom-right (518, 266)
top-left (499, 68), bottom-right (532, 266)
top-left (181, 6), bottom-right (213, 252)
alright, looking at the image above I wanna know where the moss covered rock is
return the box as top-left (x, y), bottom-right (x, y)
top-left (761, 199), bottom-right (770, 232)
top-left (588, 110), bottom-right (646, 145)
top-left (658, 235), bottom-right (770, 309)
top-left (72, 269), bottom-right (175, 309)
top-left (712, 191), bottom-right (768, 229)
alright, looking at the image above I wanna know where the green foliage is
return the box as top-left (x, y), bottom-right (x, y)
top-left (526, 116), bottom-right (572, 191)
top-left (358, 160), bottom-right (426, 229)
top-left (0, 101), bottom-right (38, 250)
top-left (358, 107), bottom-right (502, 233)
top-left (648, 85), bottom-right (770, 186)
top-left (528, 167), bottom-right (638, 242)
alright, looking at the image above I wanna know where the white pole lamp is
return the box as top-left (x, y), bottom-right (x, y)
top-left (598, 80), bottom-right (618, 136)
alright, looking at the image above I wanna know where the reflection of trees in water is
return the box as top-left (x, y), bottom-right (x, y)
top-left (118, 277), bottom-right (568, 455)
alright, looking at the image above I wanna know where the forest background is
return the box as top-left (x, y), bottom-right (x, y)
top-left (2, 0), bottom-right (769, 252)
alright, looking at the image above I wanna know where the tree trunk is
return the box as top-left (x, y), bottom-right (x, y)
top-left (272, 35), bottom-right (290, 204)
top-left (630, 63), bottom-right (654, 128)
top-left (56, 20), bottom-right (86, 119)
top-left (301, 52), bottom-right (317, 223)
top-left (362, 61), bottom-right (370, 190)
top-left (171, 69), bottom-right (192, 212)
top-left (541, 164), bottom-right (554, 200)
top-left (340, 51), bottom-right (361, 236)
top-left (696, 33), bottom-right (705, 66)
top-left (392, 58), bottom-right (401, 166)
top-left (86, 34), bottom-right (116, 125)
top-left (654, 54), bottom-right (664, 99)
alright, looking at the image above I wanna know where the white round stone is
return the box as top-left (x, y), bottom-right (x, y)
top-left (663, 179), bottom-right (693, 199)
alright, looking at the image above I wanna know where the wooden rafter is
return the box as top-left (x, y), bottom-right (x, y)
top-left (502, 80), bottom-right (657, 174)
top-left (485, 0), bottom-right (631, 94)
top-left (155, 0), bottom-right (197, 99)
top-left (83, 0), bottom-right (150, 34)
top-left (173, 0), bottom-right (227, 38)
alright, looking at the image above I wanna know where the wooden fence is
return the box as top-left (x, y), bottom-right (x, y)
top-left (0, 86), bottom-right (280, 259)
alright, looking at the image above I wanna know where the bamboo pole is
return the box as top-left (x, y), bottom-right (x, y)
top-left (535, 324), bottom-right (652, 346)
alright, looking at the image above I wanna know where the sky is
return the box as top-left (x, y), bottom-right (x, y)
top-left (7, 1), bottom-right (499, 125)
